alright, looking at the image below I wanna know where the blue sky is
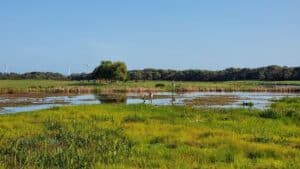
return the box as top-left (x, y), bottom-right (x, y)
top-left (0, 0), bottom-right (299, 74)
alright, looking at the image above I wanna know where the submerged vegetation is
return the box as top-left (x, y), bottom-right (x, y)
top-left (0, 98), bottom-right (300, 168)
top-left (184, 95), bottom-right (239, 106)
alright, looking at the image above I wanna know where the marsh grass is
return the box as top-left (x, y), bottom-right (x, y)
top-left (123, 114), bottom-right (147, 123)
top-left (2, 80), bottom-right (300, 94)
top-left (0, 98), bottom-right (299, 168)
top-left (0, 118), bottom-right (133, 169)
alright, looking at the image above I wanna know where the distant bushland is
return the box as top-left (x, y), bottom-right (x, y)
top-left (128, 65), bottom-right (300, 81)
top-left (1, 63), bottom-right (300, 81)
top-left (71, 64), bottom-right (300, 81)
top-left (0, 72), bottom-right (67, 80)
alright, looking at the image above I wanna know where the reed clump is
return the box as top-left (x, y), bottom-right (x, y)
top-left (0, 120), bottom-right (133, 169)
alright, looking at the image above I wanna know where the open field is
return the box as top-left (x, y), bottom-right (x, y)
top-left (0, 80), bottom-right (94, 94)
top-left (1, 80), bottom-right (300, 94)
top-left (0, 98), bottom-right (299, 168)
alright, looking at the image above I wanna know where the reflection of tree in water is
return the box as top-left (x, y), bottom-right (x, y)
top-left (95, 93), bottom-right (127, 104)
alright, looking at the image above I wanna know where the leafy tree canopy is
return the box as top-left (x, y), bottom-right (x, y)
top-left (92, 61), bottom-right (127, 81)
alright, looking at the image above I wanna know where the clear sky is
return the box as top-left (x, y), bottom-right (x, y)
top-left (0, 0), bottom-right (299, 74)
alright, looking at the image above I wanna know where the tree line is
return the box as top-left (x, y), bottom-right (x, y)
top-left (1, 62), bottom-right (300, 81)
top-left (71, 63), bottom-right (300, 81)
top-left (128, 66), bottom-right (300, 81)
top-left (0, 72), bottom-right (67, 80)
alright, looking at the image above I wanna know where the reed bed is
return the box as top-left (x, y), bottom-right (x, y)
top-left (1, 80), bottom-right (300, 95)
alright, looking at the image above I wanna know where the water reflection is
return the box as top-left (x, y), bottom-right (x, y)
top-left (1, 91), bottom-right (300, 114)
top-left (96, 93), bottom-right (127, 104)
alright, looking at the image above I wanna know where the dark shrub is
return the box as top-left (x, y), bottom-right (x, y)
top-left (242, 102), bottom-right (254, 107)
top-left (259, 110), bottom-right (281, 119)
top-left (123, 114), bottom-right (146, 123)
top-left (155, 83), bottom-right (165, 88)
top-left (149, 136), bottom-right (165, 144)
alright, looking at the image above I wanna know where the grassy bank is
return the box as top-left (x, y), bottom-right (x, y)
top-left (1, 80), bottom-right (300, 95)
top-left (0, 98), bottom-right (300, 168)
top-left (73, 80), bottom-right (300, 93)
top-left (0, 80), bottom-right (94, 94)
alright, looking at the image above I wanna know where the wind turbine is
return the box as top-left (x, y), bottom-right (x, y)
top-left (3, 64), bottom-right (8, 73)
top-left (84, 64), bottom-right (90, 73)
top-left (68, 64), bottom-right (71, 76)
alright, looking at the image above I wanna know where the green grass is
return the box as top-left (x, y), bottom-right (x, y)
top-left (0, 80), bottom-right (72, 88)
top-left (0, 80), bottom-right (93, 94)
top-left (77, 80), bottom-right (300, 92)
top-left (1, 80), bottom-right (300, 94)
top-left (0, 98), bottom-right (300, 168)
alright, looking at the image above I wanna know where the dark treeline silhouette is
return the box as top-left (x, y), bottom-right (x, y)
top-left (69, 73), bottom-right (92, 81)
top-left (0, 72), bottom-right (67, 80)
top-left (70, 65), bottom-right (300, 81)
top-left (128, 65), bottom-right (300, 81)
top-left (1, 65), bottom-right (300, 81)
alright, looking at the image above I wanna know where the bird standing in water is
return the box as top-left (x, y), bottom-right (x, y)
top-left (149, 92), bottom-right (154, 104)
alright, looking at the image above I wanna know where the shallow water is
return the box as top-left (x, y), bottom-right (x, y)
top-left (0, 92), bottom-right (299, 114)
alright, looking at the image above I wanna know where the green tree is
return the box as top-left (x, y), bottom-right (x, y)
top-left (92, 61), bottom-right (127, 81)
top-left (112, 61), bottom-right (128, 81)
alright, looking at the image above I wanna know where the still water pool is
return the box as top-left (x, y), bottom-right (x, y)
top-left (0, 92), bottom-right (299, 114)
